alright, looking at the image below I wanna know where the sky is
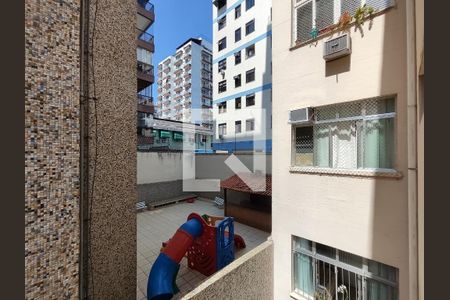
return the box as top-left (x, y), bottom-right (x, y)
top-left (151, 0), bottom-right (213, 102)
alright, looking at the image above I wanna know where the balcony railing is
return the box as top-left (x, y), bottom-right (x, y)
top-left (137, 94), bottom-right (153, 105)
top-left (137, 0), bottom-right (154, 13)
top-left (137, 61), bottom-right (154, 76)
top-left (137, 29), bottom-right (154, 44)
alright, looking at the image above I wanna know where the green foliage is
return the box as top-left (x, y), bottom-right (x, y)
top-left (353, 5), bottom-right (376, 25)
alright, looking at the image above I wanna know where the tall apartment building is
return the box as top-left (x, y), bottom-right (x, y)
top-left (156, 38), bottom-right (213, 126)
top-left (211, 0), bottom-right (272, 153)
top-left (272, 0), bottom-right (424, 300)
top-left (137, 0), bottom-right (156, 148)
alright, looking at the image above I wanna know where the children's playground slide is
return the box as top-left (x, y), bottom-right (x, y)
top-left (147, 213), bottom-right (245, 300)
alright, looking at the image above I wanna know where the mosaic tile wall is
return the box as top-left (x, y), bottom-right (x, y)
top-left (25, 0), bottom-right (81, 299)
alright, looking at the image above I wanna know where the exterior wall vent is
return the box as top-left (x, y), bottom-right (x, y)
top-left (323, 34), bottom-right (351, 61)
top-left (289, 107), bottom-right (313, 124)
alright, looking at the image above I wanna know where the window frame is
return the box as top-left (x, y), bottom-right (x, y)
top-left (291, 236), bottom-right (399, 300)
top-left (245, 44), bottom-right (256, 59)
top-left (246, 68), bottom-right (256, 83)
top-left (234, 74), bottom-right (242, 88)
top-left (235, 97), bottom-right (242, 109)
top-left (246, 0), bottom-right (255, 11)
top-left (218, 58), bottom-right (227, 73)
top-left (218, 123), bottom-right (227, 136)
top-left (218, 101), bottom-right (227, 114)
top-left (218, 80), bottom-right (227, 93)
top-left (235, 120), bottom-right (242, 133)
top-left (290, 97), bottom-right (397, 172)
top-left (235, 4), bottom-right (242, 19)
top-left (245, 19), bottom-right (255, 36)
top-left (235, 27), bottom-right (242, 42)
top-left (218, 15), bottom-right (227, 31)
top-left (246, 94), bottom-right (255, 106)
top-left (245, 119), bottom-right (255, 132)
top-left (218, 37), bottom-right (227, 51)
top-left (234, 51), bottom-right (242, 65)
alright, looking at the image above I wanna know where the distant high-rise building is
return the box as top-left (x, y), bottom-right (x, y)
top-left (211, 0), bottom-right (272, 153)
top-left (156, 38), bottom-right (213, 127)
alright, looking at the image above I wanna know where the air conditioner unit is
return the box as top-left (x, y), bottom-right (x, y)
top-left (289, 107), bottom-right (313, 124)
top-left (323, 34), bottom-right (351, 61)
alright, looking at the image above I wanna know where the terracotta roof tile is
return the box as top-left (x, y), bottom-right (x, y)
top-left (221, 173), bottom-right (271, 196)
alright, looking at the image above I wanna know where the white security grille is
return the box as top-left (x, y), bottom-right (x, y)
top-left (341, 0), bottom-right (361, 15)
top-left (316, 0), bottom-right (334, 31)
top-left (366, 0), bottom-right (396, 11)
top-left (296, 1), bottom-right (313, 43)
top-left (293, 97), bottom-right (396, 170)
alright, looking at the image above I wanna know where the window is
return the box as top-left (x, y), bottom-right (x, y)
top-left (245, 19), bottom-right (255, 35)
top-left (245, 44), bottom-right (255, 58)
top-left (218, 102), bottom-right (227, 114)
top-left (235, 4), bottom-right (241, 19)
top-left (233, 74), bottom-right (241, 88)
top-left (218, 15), bottom-right (226, 30)
top-left (246, 94), bottom-right (255, 106)
top-left (234, 51), bottom-right (242, 65)
top-left (246, 119), bottom-right (255, 131)
top-left (235, 97), bottom-right (242, 109)
top-left (218, 58), bottom-right (227, 73)
top-left (246, 0), bottom-right (255, 11)
top-left (218, 37), bottom-right (227, 51)
top-left (235, 121), bottom-right (242, 133)
top-left (294, 0), bottom-right (395, 44)
top-left (235, 28), bottom-right (242, 42)
top-left (218, 123), bottom-right (227, 136)
top-left (292, 236), bottom-right (399, 300)
top-left (246, 68), bottom-right (255, 83)
top-left (292, 97), bottom-right (396, 170)
top-left (218, 80), bottom-right (227, 93)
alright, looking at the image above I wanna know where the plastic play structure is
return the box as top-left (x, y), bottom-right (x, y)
top-left (147, 213), bottom-right (246, 300)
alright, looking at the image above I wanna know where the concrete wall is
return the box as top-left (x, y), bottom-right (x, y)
top-left (272, 1), bottom-right (411, 299)
top-left (137, 152), bottom-right (272, 202)
top-left (184, 239), bottom-right (273, 300)
top-left (25, 0), bottom-right (81, 298)
top-left (86, 0), bottom-right (137, 298)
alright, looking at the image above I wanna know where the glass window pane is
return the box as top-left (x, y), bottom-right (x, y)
top-left (366, 279), bottom-right (396, 300)
top-left (293, 252), bottom-right (315, 298)
top-left (316, 243), bottom-right (336, 259)
top-left (366, 98), bottom-right (396, 115)
top-left (293, 236), bottom-right (313, 251)
top-left (313, 124), bottom-right (330, 167)
top-left (295, 127), bottom-right (314, 166)
top-left (368, 260), bottom-right (397, 282)
top-left (338, 250), bottom-right (363, 268)
top-left (363, 118), bottom-right (394, 169)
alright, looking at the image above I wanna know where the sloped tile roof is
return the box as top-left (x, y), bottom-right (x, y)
top-left (221, 173), bottom-right (271, 196)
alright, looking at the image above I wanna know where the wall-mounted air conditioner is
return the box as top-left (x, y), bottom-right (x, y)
top-left (289, 107), bottom-right (313, 124)
top-left (323, 34), bottom-right (351, 61)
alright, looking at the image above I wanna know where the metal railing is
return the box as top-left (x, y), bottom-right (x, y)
top-left (137, 94), bottom-right (153, 104)
top-left (137, 0), bottom-right (154, 13)
top-left (137, 61), bottom-right (154, 76)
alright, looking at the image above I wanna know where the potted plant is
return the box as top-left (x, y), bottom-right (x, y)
top-left (339, 11), bottom-right (352, 29)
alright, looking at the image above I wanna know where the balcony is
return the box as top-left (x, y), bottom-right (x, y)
top-left (137, 29), bottom-right (154, 52)
top-left (137, 94), bottom-right (153, 105)
top-left (137, 103), bottom-right (155, 115)
top-left (137, 61), bottom-right (154, 89)
top-left (137, 0), bottom-right (155, 32)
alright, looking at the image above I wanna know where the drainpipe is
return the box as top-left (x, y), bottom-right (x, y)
top-left (405, 0), bottom-right (419, 299)
top-left (79, 0), bottom-right (90, 298)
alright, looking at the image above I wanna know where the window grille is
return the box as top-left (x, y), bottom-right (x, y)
top-left (292, 236), bottom-right (399, 300)
top-left (246, 68), bottom-right (255, 83)
top-left (218, 80), bottom-right (227, 93)
top-left (293, 97), bottom-right (396, 170)
top-left (294, 0), bottom-right (396, 45)
top-left (218, 58), bottom-right (227, 72)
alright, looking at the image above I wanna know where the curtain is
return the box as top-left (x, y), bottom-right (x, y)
top-left (294, 253), bottom-right (315, 299)
top-left (362, 118), bottom-right (394, 169)
top-left (313, 125), bottom-right (330, 167)
top-left (331, 121), bottom-right (357, 169)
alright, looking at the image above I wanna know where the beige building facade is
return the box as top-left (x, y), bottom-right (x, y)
top-left (272, 0), bottom-right (422, 299)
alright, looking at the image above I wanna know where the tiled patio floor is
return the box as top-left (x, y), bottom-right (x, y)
top-left (136, 198), bottom-right (270, 300)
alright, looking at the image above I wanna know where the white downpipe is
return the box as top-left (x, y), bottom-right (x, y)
top-left (405, 0), bottom-right (419, 299)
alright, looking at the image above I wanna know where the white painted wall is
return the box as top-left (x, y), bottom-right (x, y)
top-left (137, 152), bottom-right (184, 184)
top-left (272, 0), bottom-right (411, 299)
top-left (212, 0), bottom-right (272, 144)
